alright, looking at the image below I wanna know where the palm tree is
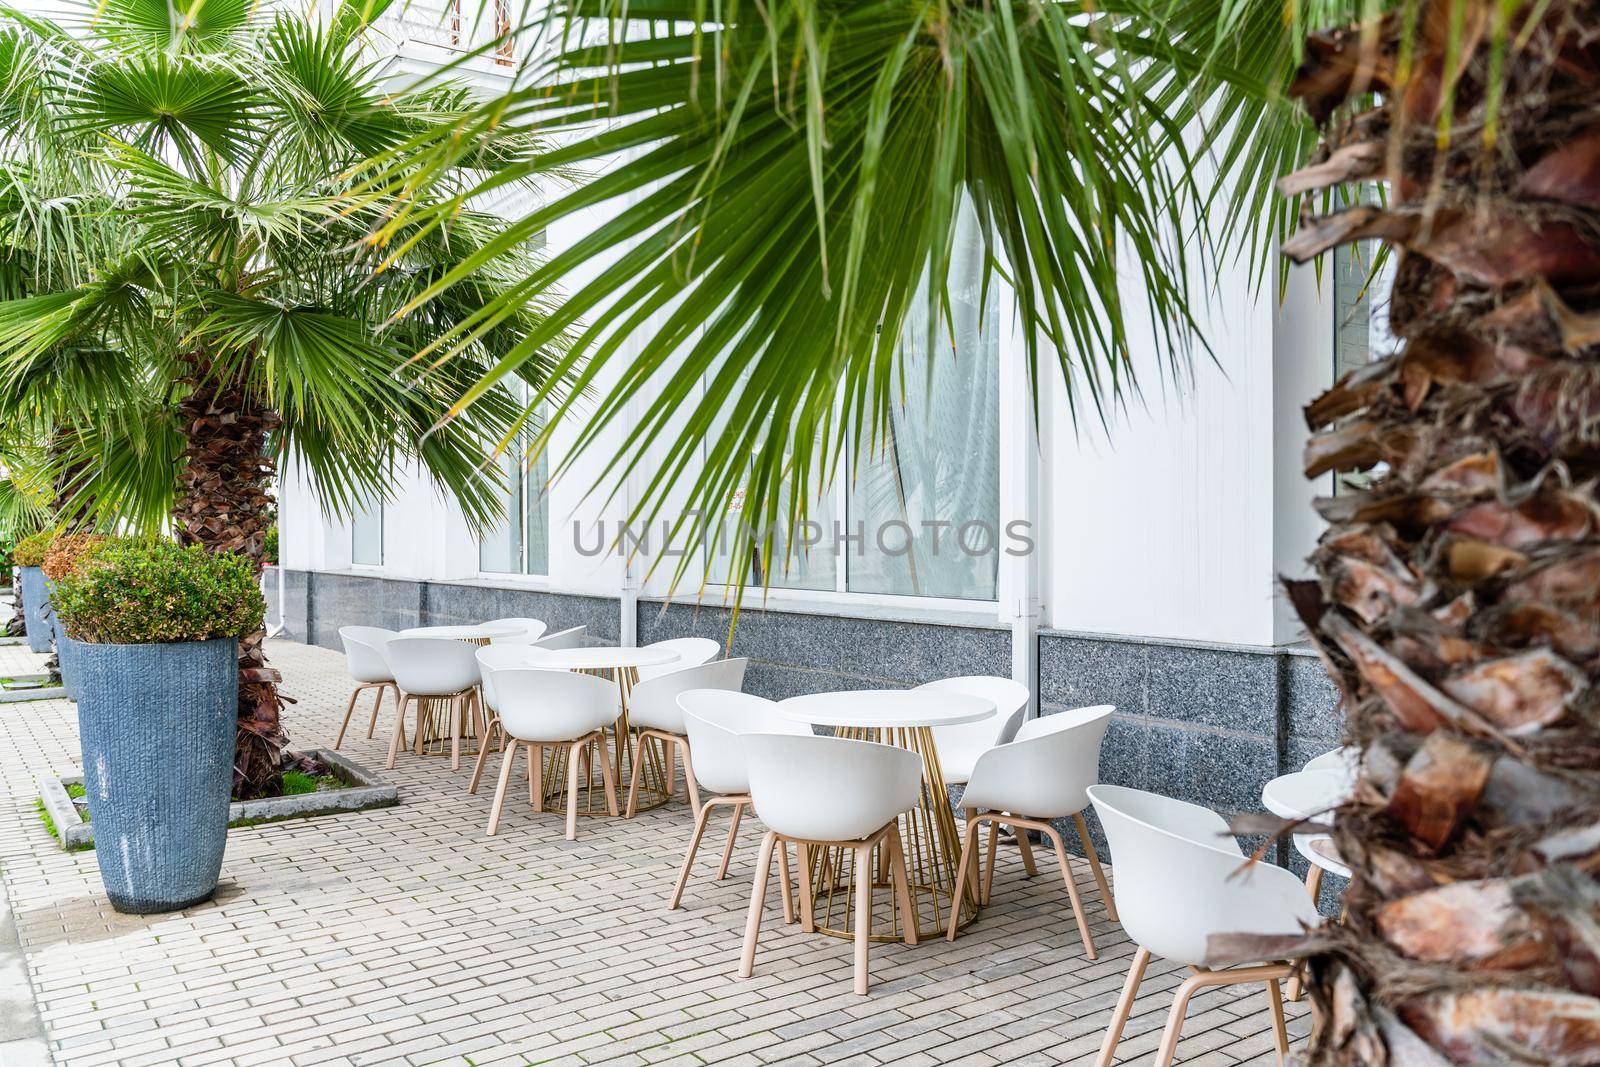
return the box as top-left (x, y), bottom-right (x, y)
top-left (0, 0), bottom-right (569, 797)
top-left (368, 0), bottom-right (1600, 1058)
top-left (1268, 2), bottom-right (1600, 1060)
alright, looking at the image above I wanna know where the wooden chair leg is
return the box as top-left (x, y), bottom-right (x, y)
top-left (887, 826), bottom-right (917, 946)
top-left (1153, 970), bottom-right (1212, 1067)
top-left (796, 841), bottom-right (815, 933)
top-left (565, 741), bottom-right (583, 841)
top-left (595, 733), bottom-right (619, 816)
top-left (718, 801), bottom-right (744, 879)
top-left (366, 685), bottom-right (388, 739)
top-left (664, 734), bottom-right (677, 797)
top-left (624, 729), bottom-right (648, 818)
top-left (677, 738), bottom-right (702, 813)
top-left (1043, 823), bottom-right (1097, 960)
top-left (739, 831), bottom-right (778, 979)
top-left (385, 695), bottom-right (409, 769)
top-left (1073, 812), bottom-right (1118, 922)
top-left (947, 815), bottom-right (981, 942)
top-left (983, 819), bottom-right (999, 905)
top-left (1287, 866), bottom-right (1325, 1002)
top-left (853, 842), bottom-right (873, 995)
top-left (1015, 824), bottom-right (1039, 877)
top-left (335, 687), bottom-right (362, 749)
top-left (669, 799), bottom-right (716, 910)
top-left (1266, 978), bottom-right (1290, 1063)
top-left (485, 740), bottom-right (518, 837)
top-left (528, 744), bottom-right (543, 812)
top-left (778, 840), bottom-right (796, 924)
top-left (468, 719), bottom-right (502, 794)
top-left (1092, 946), bottom-right (1149, 1067)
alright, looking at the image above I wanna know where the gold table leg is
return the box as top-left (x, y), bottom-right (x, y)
top-left (412, 636), bottom-right (493, 758)
top-left (540, 666), bottom-right (674, 816)
top-left (805, 726), bottom-right (980, 942)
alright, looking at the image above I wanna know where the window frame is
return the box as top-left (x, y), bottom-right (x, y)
top-left (476, 396), bottom-right (552, 582)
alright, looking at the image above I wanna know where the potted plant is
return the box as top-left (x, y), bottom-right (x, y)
top-left (52, 538), bottom-right (264, 913)
top-left (40, 534), bottom-right (107, 702)
top-left (11, 531), bottom-right (54, 654)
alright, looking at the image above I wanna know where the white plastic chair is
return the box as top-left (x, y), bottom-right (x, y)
top-left (466, 644), bottom-right (560, 795)
top-left (624, 658), bottom-right (748, 816)
top-left (914, 676), bottom-right (1029, 785)
top-left (481, 667), bottom-right (621, 840)
top-left (740, 733), bottom-right (922, 995)
top-left (1087, 785), bottom-right (1320, 1067)
top-left (948, 705), bottom-right (1115, 956)
top-left (383, 637), bottom-right (483, 771)
top-left (670, 691), bottom-right (810, 910)
top-left (336, 626), bottom-right (400, 750)
top-left (636, 636), bottom-right (721, 682)
top-left (485, 617), bottom-right (548, 645)
top-left (533, 624), bottom-right (587, 650)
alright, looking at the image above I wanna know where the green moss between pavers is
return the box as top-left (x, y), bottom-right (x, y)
top-left (35, 788), bottom-right (92, 852)
top-left (34, 778), bottom-right (382, 849)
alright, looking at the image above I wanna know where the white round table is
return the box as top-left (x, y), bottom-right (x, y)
top-left (1262, 767), bottom-right (1354, 879)
top-left (779, 689), bottom-right (995, 942)
top-left (400, 623), bottom-right (524, 646)
top-left (1262, 767), bottom-right (1354, 823)
top-left (530, 646), bottom-right (680, 672)
top-left (526, 645), bottom-right (682, 815)
top-left (778, 690), bottom-right (995, 730)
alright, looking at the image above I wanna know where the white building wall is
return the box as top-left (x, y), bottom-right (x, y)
top-left (1040, 253), bottom-right (1329, 647)
top-left (269, 18), bottom-right (1337, 652)
top-left (281, 252), bottom-right (1332, 649)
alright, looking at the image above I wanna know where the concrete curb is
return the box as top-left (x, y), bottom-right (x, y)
top-left (37, 748), bottom-right (399, 851)
top-left (1, 675), bottom-right (67, 704)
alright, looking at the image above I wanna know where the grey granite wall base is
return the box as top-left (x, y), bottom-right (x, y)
top-left (638, 598), bottom-right (1010, 696)
top-left (268, 570), bottom-right (1345, 909)
top-left (265, 568), bottom-right (619, 652)
top-left (1038, 630), bottom-right (1346, 910)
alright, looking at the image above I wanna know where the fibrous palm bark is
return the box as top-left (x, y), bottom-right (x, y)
top-left (1275, 2), bottom-right (1600, 1062)
top-left (174, 355), bottom-right (284, 798)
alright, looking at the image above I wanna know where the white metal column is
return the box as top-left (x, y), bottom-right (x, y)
top-left (998, 307), bottom-right (1043, 719)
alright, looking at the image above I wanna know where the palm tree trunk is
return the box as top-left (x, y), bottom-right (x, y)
top-left (1274, 2), bottom-right (1600, 1062)
top-left (4, 579), bottom-right (23, 637)
top-left (174, 355), bottom-right (286, 799)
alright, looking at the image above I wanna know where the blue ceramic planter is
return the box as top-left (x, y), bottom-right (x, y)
top-left (53, 618), bottom-right (80, 702)
top-left (68, 636), bottom-right (237, 914)
top-left (18, 566), bottom-right (52, 654)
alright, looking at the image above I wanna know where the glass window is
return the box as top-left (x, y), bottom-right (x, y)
top-left (480, 403), bottom-right (550, 577)
top-left (847, 214), bottom-right (999, 599)
top-left (1332, 234), bottom-right (1397, 495)
top-left (351, 498), bottom-right (383, 567)
top-left (707, 206), bottom-right (1000, 601)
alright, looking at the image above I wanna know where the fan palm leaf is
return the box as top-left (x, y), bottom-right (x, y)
top-left (351, 0), bottom-right (1348, 604)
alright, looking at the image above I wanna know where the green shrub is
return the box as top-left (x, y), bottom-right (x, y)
top-left (52, 538), bottom-right (265, 644)
top-left (12, 530), bottom-right (53, 567)
top-left (264, 524), bottom-right (278, 566)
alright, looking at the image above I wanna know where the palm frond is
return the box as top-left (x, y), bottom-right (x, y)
top-left (348, 0), bottom-right (1333, 602)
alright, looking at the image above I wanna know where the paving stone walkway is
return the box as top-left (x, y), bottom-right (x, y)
top-left (0, 638), bottom-right (1310, 1066)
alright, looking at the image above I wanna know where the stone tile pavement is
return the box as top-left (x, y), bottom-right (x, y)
top-left (0, 638), bottom-right (1310, 1066)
